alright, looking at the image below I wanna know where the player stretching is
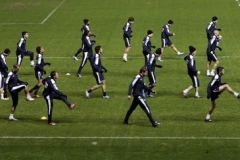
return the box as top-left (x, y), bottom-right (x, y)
top-left (158, 20), bottom-right (184, 62)
top-left (6, 64), bottom-right (34, 121)
top-left (16, 31), bottom-right (35, 66)
top-left (205, 67), bottom-right (240, 122)
top-left (72, 19), bottom-right (96, 60)
top-left (29, 46), bottom-right (51, 98)
top-left (85, 46), bottom-right (110, 99)
top-left (122, 17), bottom-right (134, 62)
top-left (42, 71), bottom-right (76, 125)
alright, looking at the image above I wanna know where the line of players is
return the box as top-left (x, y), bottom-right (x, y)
top-left (1, 16), bottom-right (239, 126)
top-left (0, 28), bottom-right (109, 125)
top-left (70, 16), bottom-right (240, 125)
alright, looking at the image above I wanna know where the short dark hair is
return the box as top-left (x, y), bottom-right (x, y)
top-left (95, 45), bottom-right (101, 53)
top-left (147, 30), bottom-right (153, 35)
top-left (22, 31), bottom-right (28, 37)
top-left (36, 46), bottom-right (41, 54)
top-left (155, 48), bottom-right (162, 55)
top-left (83, 19), bottom-right (89, 24)
top-left (139, 66), bottom-right (147, 73)
top-left (217, 66), bottom-right (224, 74)
top-left (3, 48), bottom-right (10, 55)
top-left (50, 71), bottom-right (57, 78)
top-left (212, 16), bottom-right (218, 21)
top-left (128, 17), bottom-right (134, 22)
top-left (13, 64), bottom-right (19, 69)
top-left (168, 20), bottom-right (174, 24)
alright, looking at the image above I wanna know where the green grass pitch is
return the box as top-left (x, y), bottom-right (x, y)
top-left (0, 0), bottom-right (240, 159)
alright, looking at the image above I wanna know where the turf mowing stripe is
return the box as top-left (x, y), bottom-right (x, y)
top-left (1, 137), bottom-right (240, 140)
top-left (40, 0), bottom-right (66, 24)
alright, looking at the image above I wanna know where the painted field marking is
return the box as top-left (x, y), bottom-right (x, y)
top-left (0, 0), bottom-right (66, 25)
top-left (40, 0), bottom-right (66, 24)
top-left (1, 136), bottom-right (240, 140)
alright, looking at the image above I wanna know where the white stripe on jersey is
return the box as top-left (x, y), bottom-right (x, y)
top-left (131, 75), bottom-right (140, 86)
top-left (125, 23), bottom-right (130, 31)
top-left (95, 54), bottom-right (100, 65)
top-left (37, 54), bottom-right (42, 64)
top-left (0, 54), bottom-right (7, 65)
top-left (18, 38), bottom-right (24, 47)
top-left (5, 72), bottom-right (13, 84)
top-left (51, 79), bottom-right (58, 90)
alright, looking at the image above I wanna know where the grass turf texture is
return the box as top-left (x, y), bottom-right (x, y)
top-left (0, 0), bottom-right (240, 159)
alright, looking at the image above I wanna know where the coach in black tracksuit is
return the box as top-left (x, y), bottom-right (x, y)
top-left (123, 67), bottom-right (160, 127)
top-left (42, 71), bottom-right (76, 125)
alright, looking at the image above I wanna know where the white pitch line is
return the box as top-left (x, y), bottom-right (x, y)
top-left (0, 23), bottom-right (39, 25)
top-left (40, 0), bottom-right (66, 24)
top-left (1, 136), bottom-right (240, 140)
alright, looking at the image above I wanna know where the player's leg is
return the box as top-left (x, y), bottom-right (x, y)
top-left (9, 92), bottom-right (19, 121)
top-left (209, 51), bottom-right (218, 76)
top-left (137, 96), bottom-right (160, 126)
top-left (147, 71), bottom-right (156, 97)
top-left (12, 84), bottom-right (34, 101)
top-left (158, 38), bottom-right (166, 61)
top-left (44, 95), bottom-right (55, 125)
top-left (51, 92), bottom-right (76, 110)
top-left (101, 79), bottom-right (110, 98)
top-left (0, 74), bottom-right (8, 100)
top-left (123, 96), bottom-right (138, 124)
top-left (219, 84), bottom-right (240, 97)
top-left (182, 74), bottom-right (194, 97)
top-left (16, 53), bottom-right (23, 66)
top-left (170, 43), bottom-right (184, 56)
top-left (207, 61), bottom-right (211, 76)
top-left (3, 73), bottom-right (8, 98)
top-left (193, 76), bottom-right (201, 98)
top-left (29, 71), bottom-right (43, 97)
top-left (205, 100), bottom-right (216, 122)
top-left (85, 72), bottom-right (102, 98)
top-left (73, 45), bottom-right (83, 60)
top-left (123, 37), bottom-right (131, 62)
top-left (24, 51), bottom-right (35, 66)
top-left (77, 51), bottom-right (89, 77)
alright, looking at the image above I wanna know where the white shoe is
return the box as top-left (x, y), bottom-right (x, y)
top-left (1, 97), bottom-right (9, 100)
top-left (9, 117), bottom-right (18, 121)
top-left (207, 72), bottom-right (211, 77)
top-left (177, 52), bottom-right (185, 56)
top-left (103, 95), bottom-right (110, 99)
top-left (158, 58), bottom-right (163, 62)
top-left (30, 61), bottom-right (35, 67)
top-left (210, 72), bottom-right (215, 77)
top-left (182, 91), bottom-right (188, 98)
top-left (85, 90), bottom-right (90, 98)
top-left (72, 56), bottom-right (78, 60)
top-left (123, 57), bottom-right (127, 62)
top-left (26, 97), bottom-right (34, 101)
